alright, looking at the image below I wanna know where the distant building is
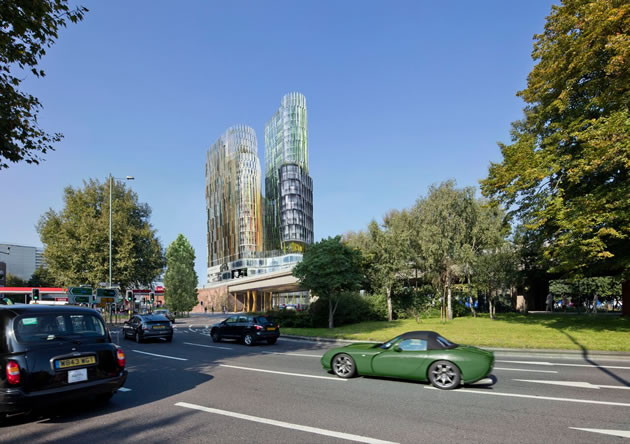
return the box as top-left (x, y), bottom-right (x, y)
top-left (0, 243), bottom-right (44, 281)
top-left (264, 92), bottom-right (314, 252)
top-left (205, 125), bottom-right (264, 281)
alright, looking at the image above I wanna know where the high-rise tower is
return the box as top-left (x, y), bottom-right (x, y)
top-left (264, 92), bottom-right (314, 252)
top-left (206, 125), bottom-right (263, 269)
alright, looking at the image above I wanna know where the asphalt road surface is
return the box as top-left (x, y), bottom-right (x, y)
top-left (3, 316), bottom-right (630, 443)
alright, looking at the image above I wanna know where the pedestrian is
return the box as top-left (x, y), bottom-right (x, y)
top-left (561, 295), bottom-right (568, 312)
top-left (546, 293), bottom-right (553, 312)
top-left (204, 306), bottom-right (207, 313)
top-left (211, 305), bottom-right (214, 314)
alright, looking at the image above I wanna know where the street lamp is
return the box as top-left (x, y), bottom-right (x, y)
top-left (109, 174), bottom-right (134, 289)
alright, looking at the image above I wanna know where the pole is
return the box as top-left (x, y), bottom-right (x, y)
top-left (109, 174), bottom-right (112, 289)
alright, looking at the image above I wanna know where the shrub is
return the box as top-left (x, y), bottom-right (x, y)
top-left (309, 292), bottom-right (387, 328)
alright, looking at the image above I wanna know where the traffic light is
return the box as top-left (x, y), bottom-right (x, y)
top-left (150, 292), bottom-right (155, 303)
top-left (126, 290), bottom-right (133, 302)
top-left (31, 288), bottom-right (40, 301)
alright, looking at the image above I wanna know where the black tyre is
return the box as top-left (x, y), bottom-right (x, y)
top-left (135, 331), bottom-right (142, 343)
top-left (428, 360), bottom-right (461, 390)
top-left (332, 353), bottom-right (356, 378)
top-left (243, 333), bottom-right (255, 346)
top-left (211, 331), bottom-right (221, 343)
top-left (267, 337), bottom-right (277, 345)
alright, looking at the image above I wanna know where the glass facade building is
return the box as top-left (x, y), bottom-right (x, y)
top-left (206, 125), bottom-right (263, 268)
top-left (264, 92), bottom-right (314, 252)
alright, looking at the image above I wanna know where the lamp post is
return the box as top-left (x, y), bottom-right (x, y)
top-left (109, 174), bottom-right (134, 289)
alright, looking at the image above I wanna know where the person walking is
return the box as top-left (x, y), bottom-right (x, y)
top-left (546, 293), bottom-right (553, 312)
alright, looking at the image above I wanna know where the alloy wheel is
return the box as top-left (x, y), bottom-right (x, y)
top-left (332, 354), bottom-right (356, 378)
top-left (429, 361), bottom-right (460, 389)
top-left (243, 334), bottom-right (253, 346)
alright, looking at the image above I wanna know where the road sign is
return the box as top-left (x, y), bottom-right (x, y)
top-left (69, 287), bottom-right (93, 296)
top-left (74, 295), bottom-right (91, 303)
top-left (100, 297), bottom-right (115, 304)
top-left (96, 288), bottom-right (117, 298)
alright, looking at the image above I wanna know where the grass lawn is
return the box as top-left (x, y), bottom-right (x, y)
top-left (282, 313), bottom-right (630, 352)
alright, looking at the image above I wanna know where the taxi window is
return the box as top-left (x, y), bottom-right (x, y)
top-left (14, 313), bottom-right (106, 343)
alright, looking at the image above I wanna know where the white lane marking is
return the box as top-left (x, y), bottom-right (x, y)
top-left (219, 364), bottom-right (345, 381)
top-left (188, 326), bottom-right (198, 333)
top-left (261, 351), bottom-right (322, 358)
top-left (132, 350), bottom-right (188, 361)
top-left (569, 427), bottom-right (630, 438)
top-left (175, 402), bottom-right (397, 444)
top-left (515, 379), bottom-right (630, 390)
top-left (118, 387), bottom-right (132, 392)
top-left (424, 387), bottom-right (630, 407)
top-left (494, 367), bottom-right (558, 374)
top-left (497, 360), bottom-right (630, 370)
top-left (184, 341), bottom-right (233, 351)
top-left (514, 379), bottom-right (599, 389)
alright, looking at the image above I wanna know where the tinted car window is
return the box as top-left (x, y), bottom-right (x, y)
top-left (380, 336), bottom-right (401, 350)
top-left (225, 316), bottom-right (238, 324)
top-left (436, 336), bottom-right (455, 348)
top-left (398, 339), bottom-right (428, 351)
top-left (254, 316), bottom-right (274, 325)
top-left (14, 314), bottom-right (106, 342)
top-left (237, 316), bottom-right (248, 322)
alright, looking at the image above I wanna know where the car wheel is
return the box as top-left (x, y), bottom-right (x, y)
top-left (267, 337), bottom-right (277, 345)
top-left (135, 331), bottom-right (142, 343)
top-left (428, 360), bottom-right (461, 390)
top-left (243, 333), bottom-right (254, 346)
top-left (211, 331), bottom-right (221, 343)
top-left (332, 353), bottom-right (356, 378)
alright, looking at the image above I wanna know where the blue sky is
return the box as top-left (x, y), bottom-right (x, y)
top-left (1, 0), bottom-right (556, 285)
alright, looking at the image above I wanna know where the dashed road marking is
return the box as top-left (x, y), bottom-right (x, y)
top-left (175, 402), bottom-right (397, 444)
top-left (261, 351), bottom-right (322, 358)
top-left (219, 364), bottom-right (346, 381)
top-left (569, 427), bottom-right (630, 438)
top-left (118, 387), bottom-right (132, 392)
top-left (132, 350), bottom-right (188, 361)
top-left (496, 360), bottom-right (630, 370)
top-left (514, 379), bottom-right (630, 390)
top-left (494, 367), bottom-right (558, 374)
top-left (425, 386), bottom-right (630, 407)
top-left (184, 341), bottom-right (233, 350)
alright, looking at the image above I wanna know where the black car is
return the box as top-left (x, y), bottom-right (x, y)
top-left (0, 304), bottom-right (127, 420)
top-left (123, 314), bottom-right (173, 343)
top-left (210, 315), bottom-right (280, 345)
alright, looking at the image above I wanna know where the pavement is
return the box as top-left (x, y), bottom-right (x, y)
top-left (3, 320), bottom-right (630, 443)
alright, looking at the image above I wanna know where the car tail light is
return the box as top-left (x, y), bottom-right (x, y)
top-left (254, 325), bottom-right (263, 331)
top-left (116, 349), bottom-right (126, 368)
top-left (6, 360), bottom-right (20, 385)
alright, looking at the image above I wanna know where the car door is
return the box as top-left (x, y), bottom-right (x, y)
top-left (123, 316), bottom-right (136, 337)
top-left (234, 315), bottom-right (250, 339)
top-left (221, 316), bottom-right (239, 338)
top-left (371, 338), bottom-right (430, 379)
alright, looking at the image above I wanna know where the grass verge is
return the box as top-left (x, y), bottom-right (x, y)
top-left (282, 313), bottom-right (630, 352)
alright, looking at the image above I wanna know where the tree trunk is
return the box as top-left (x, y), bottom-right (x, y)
top-left (622, 280), bottom-right (630, 317)
top-left (592, 294), bottom-right (598, 313)
top-left (467, 273), bottom-right (476, 317)
top-left (328, 298), bottom-right (334, 329)
top-left (447, 269), bottom-right (453, 321)
top-left (386, 287), bottom-right (393, 322)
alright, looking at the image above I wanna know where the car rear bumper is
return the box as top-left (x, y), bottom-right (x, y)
top-left (0, 370), bottom-right (128, 413)
top-left (253, 330), bottom-right (280, 341)
top-left (142, 330), bottom-right (173, 338)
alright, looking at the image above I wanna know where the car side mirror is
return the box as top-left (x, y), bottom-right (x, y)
top-left (394, 346), bottom-right (402, 352)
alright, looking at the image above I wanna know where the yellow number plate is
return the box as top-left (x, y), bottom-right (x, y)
top-left (56, 356), bottom-right (96, 369)
top-left (153, 325), bottom-right (166, 329)
top-left (266, 327), bottom-right (276, 331)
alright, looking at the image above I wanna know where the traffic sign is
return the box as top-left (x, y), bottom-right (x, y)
top-left (69, 287), bottom-right (93, 296)
top-left (74, 295), bottom-right (91, 303)
top-left (96, 288), bottom-right (117, 298)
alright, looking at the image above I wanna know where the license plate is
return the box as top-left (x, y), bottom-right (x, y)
top-left (56, 356), bottom-right (96, 369)
top-left (266, 327), bottom-right (276, 331)
top-left (68, 368), bottom-right (88, 384)
top-left (153, 325), bottom-right (166, 329)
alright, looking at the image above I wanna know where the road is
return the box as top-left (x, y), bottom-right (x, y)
top-left (3, 314), bottom-right (630, 443)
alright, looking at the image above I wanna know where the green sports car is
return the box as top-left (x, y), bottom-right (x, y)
top-left (321, 331), bottom-right (495, 390)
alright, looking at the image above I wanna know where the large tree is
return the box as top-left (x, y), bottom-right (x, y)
top-left (481, 0), bottom-right (630, 313)
top-left (37, 178), bottom-right (165, 289)
top-left (292, 236), bottom-right (364, 328)
top-left (0, 1), bottom-right (87, 170)
top-left (164, 234), bottom-right (198, 314)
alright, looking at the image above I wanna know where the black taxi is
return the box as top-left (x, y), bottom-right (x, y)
top-left (0, 305), bottom-right (127, 420)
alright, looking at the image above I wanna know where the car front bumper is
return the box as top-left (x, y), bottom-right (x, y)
top-left (0, 370), bottom-right (128, 414)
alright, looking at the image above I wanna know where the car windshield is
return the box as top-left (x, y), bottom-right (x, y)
top-left (14, 313), bottom-right (106, 343)
top-left (254, 316), bottom-right (274, 325)
top-left (436, 335), bottom-right (456, 348)
top-left (380, 336), bottom-right (401, 349)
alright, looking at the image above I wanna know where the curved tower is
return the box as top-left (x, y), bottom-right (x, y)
top-left (264, 92), bottom-right (314, 252)
top-left (206, 125), bottom-right (263, 268)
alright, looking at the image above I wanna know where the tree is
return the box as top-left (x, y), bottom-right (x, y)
top-left (0, 1), bottom-right (87, 170)
top-left (28, 267), bottom-right (56, 287)
top-left (475, 245), bottom-right (520, 319)
top-left (164, 234), bottom-right (198, 314)
top-left (292, 236), bottom-right (364, 328)
top-left (481, 0), bottom-right (630, 312)
top-left (37, 178), bottom-right (165, 289)
top-left (6, 273), bottom-right (28, 287)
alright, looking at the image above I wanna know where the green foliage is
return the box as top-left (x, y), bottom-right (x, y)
top-left (164, 234), bottom-right (198, 313)
top-left (6, 273), bottom-right (28, 287)
top-left (292, 236), bottom-right (364, 328)
top-left (309, 293), bottom-right (386, 327)
top-left (37, 178), bottom-right (165, 288)
top-left (481, 0), bottom-right (630, 278)
top-left (267, 309), bottom-right (313, 328)
top-left (550, 276), bottom-right (623, 311)
top-left (391, 286), bottom-right (435, 322)
top-left (28, 267), bottom-right (56, 287)
top-left (0, 1), bottom-right (88, 170)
